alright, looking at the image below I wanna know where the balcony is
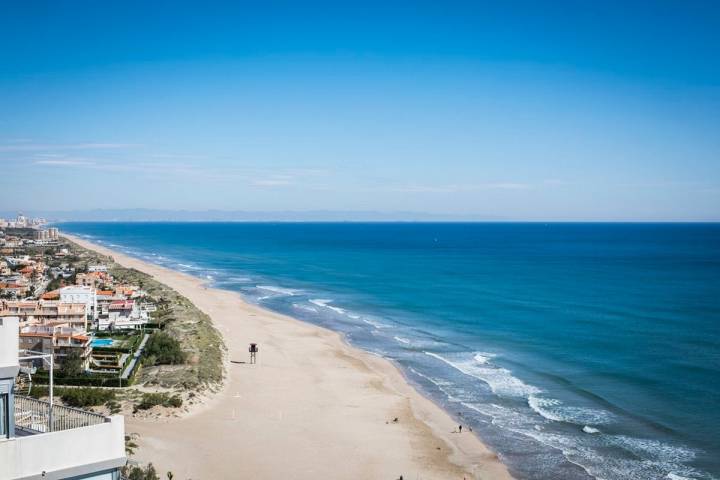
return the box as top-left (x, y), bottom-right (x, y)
top-left (1, 396), bottom-right (126, 480)
top-left (14, 395), bottom-right (106, 434)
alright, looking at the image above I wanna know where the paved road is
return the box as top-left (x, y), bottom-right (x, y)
top-left (121, 333), bottom-right (150, 380)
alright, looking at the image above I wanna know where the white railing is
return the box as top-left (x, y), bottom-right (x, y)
top-left (14, 395), bottom-right (106, 433)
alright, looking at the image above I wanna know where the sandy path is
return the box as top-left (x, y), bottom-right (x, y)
top-left (65, 233), bottom-right (513, 480)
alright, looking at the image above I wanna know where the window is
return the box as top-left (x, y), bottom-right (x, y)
top-left (0, 393), bottom-right (7, 438)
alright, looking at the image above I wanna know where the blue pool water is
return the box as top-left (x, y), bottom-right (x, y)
top-left (60, 222), bottom-right (720, 480)
top-left (90, 338), bottom-right (114, 347)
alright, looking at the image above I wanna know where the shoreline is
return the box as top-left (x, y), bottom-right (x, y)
top-left (63, 232), bottom-right (514, 480)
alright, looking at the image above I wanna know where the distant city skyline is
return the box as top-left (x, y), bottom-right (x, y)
top-left (1, 1), bottom-right (719, 221)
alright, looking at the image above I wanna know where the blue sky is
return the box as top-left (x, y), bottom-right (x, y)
top-left (1, 1), bottom-right (719, 220)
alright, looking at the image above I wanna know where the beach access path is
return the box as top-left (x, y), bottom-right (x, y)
top-left (121, 333), bottom-right (149, 380)
top-left (64, 233), bottom-right (513, 480)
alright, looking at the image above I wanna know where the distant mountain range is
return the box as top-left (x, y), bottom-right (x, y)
top-left (0, 209), bottom-right (505, 223)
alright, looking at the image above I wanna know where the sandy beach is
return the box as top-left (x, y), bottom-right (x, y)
top-left (64, 233), bottom-right (513, 480)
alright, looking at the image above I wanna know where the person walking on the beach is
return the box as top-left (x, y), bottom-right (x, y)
top-left (458, 424), bottom-right (462, 433)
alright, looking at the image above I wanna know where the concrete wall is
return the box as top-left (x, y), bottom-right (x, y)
top-left (0, 416), bottom-right (126, 480)
top-left (0, 316), bottom-right (19, 378)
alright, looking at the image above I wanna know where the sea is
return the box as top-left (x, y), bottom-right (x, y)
top-left (58, 222), bottom-right (720, 480)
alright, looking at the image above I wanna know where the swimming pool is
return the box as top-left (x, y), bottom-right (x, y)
top-left (91, 338), bottom-right (115, 347)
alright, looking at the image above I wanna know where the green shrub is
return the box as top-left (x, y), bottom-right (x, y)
top-left (26, 386), bottom-right (115, 408)
top-left (143, 332), bottom-right (185, 365)
top-left (107, 400), bottom-right (122, 414)
top-left (60, 350), bottom-right (84, 377)
top-left (60, 387), bottom-right (116, 408)
top-left (135, 392), bottom-right (183, 411)
top-left (123, 463), bottom-right (159, 480)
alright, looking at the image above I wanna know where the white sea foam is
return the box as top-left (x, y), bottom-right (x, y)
top-left (309, 298), bottom-right (346, 314)
top-left (473, 352), bottom-right (495, 364)
top-left (407, 367), bottom-right (463, 403)
top-left (667, 474), bottom-right (694, 480)
top-left (257, 285), bottom-right (300, 296)
top-left (582, 426), bottom-right (600, 434)
top-left (360, 317), bottom-right (391, 329)
top-left (607, 436), bottom-right (696, 463)
top-left (292, 303), bottom-right (318, 313)
top-left (227, 276), bottom-right (251, 282)
top-left (528, 395), bottom-right (564, 422)
top-left (528, 395), bottom-right (614, 425)
top-left (425, 351), bottom-right (539, 398)
top-left (394, 336), bottom-right (411, 344)
top-left (515, 423), bottom-right (703, 480)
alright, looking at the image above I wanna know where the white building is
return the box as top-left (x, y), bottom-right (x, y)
top-left (59, 286), bottom-right (97, 322)
top-left (1, 316), bottom-right (126, 479)
top-left (87, 265), bottom-right (108, 273)
top-left (98, 300), bottom-right (149, 331)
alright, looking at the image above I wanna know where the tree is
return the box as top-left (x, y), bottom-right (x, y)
top-left (60, 350), bottom-right (84, 376)
top-left (143, 332), bottom-right (186, 365)
top-left (125, 464), bottom-right (159, 480)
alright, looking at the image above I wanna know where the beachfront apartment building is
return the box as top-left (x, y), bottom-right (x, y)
top-left (0, 300), bottom-right (89, 330)
top-left (31, 229), bottom-right (57, 242)
top-left (76, 271), bottom-right (112, 289)
top-left (0, 316), bottom-right (126, 480)
top-left (59, 285), bottom-right (98, 322)
top-left (0, 283), bottom-right (29, 298)
top-left (18, 324), bottom-right (92, 371)
top-left (98, 299), bottom-right (148, 331)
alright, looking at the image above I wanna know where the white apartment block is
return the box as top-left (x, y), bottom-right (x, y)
top-left (59, 286), bottom-right (97, 322)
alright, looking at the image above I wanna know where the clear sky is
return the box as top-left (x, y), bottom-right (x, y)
top-left (1, 1), bottom-right (719, 220)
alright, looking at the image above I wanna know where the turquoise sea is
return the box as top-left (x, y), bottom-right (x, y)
top-left (59, 222), bottom-right (720, 480)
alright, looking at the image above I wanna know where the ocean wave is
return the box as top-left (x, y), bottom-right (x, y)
top-left (292, 303), bottom-right (318, 313)
top-left (227, 276), bottom-right (251, 282)
top-left (257, 285), bottom-right (301, 296)
top-left (497, 411), bottom-right (705, 480)
top-left (528, 395), bottom-right (614, 426)
top-left (607, 436), bottom-right (695, 463)
top-left (407, 367), bottom-right (464, 404)
top-left (667, 474), bottom-right (694, 480)
top-left (360, 317), bottom-right (392, 329)
top-left (309, 298), bottom-right (346, 315)
top-left (473, 352), bottom-right (494, 364)
top-left (394, 336), bottom-right (411, 344)
top-left (425, 351), bottom-right (540, 398)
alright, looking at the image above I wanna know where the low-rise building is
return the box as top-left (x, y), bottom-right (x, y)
top-left (0, 300), bottom-right (88, 330)
top-left (75, 271), bottom-right (112, 289)
top-left (99, 299), bottom-right (148, 331)
top-left (0, 283), bottom-right (29, 298)
top-left (59, 285), bottom-right (97, 322)
top-left (18, 323), bottom-right (92, 371)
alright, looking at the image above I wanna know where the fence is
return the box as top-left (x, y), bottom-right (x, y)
top-left (14, 395), bottom-right (106, 433)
